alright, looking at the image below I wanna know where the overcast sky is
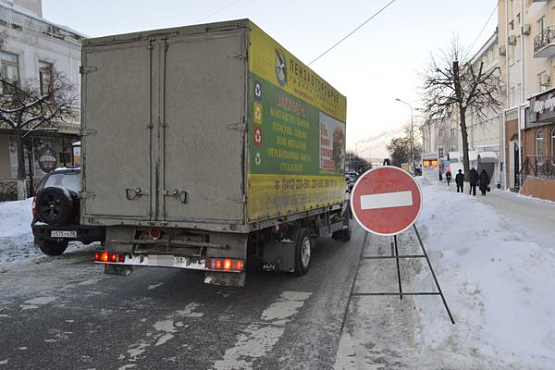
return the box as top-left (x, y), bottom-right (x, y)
top-left (43, 0), bottom-right (497, 159)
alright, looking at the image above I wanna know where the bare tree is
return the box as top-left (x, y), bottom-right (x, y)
top-left (0, 72), bottom-right (76, 199)
top-left (386, 125), bottom-right (422, 168)
top-left (345, 151), bottom-right (372, 173)
top-left (422, 38), bottom-right (503, 180)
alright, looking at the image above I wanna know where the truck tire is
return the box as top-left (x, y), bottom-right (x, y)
top-left (36, 187), bottom-right (73, 225)
top-left (294, 228), bottom-right (312, 276)
top-left (39, 240), bottom-right (68, 256)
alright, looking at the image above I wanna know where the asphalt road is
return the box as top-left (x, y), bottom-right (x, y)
top-left (0, 224), bottom-right (367, 370)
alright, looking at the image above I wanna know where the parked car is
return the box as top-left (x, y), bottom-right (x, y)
top-left (31, 168), bottom-right (105, 256)
top-left (345, 174), bottom-right (356, 191)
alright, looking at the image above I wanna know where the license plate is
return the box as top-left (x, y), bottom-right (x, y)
top-left (51, 230), bottom-right (77, 238)
top-left (173, 256), bottom-right (189, 267)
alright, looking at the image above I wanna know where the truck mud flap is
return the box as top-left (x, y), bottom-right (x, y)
top-left (204, 271), bottom-right (245, 287)
top-left (104, 264), bottom-right (133, 276)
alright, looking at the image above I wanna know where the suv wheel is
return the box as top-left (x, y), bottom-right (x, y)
top-left (39, 240), bottom-right (68, 256)
top-left (36, 187), bottom-right (73, 225)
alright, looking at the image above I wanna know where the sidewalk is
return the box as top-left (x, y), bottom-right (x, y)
top-left (335, 178), bottom-right (555, 370)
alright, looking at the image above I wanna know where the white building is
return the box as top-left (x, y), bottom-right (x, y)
top-left (0, 0), bottom-right (84, 192)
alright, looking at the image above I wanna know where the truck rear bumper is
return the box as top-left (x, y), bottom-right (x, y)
top-left (94, 251), bottom-right (246, 286)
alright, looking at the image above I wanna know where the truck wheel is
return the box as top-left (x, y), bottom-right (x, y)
top-left (36, 187), bottom-right (73, 225)
top-left (39, 240), bottom-right (68, 256)
top-left (294, 228), bottom-right (312, 276)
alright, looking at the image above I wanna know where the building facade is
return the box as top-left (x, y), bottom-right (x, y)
top-left (499, 0), bottom-right (555, 201)
top-left (0, 0), bottom-right (83, 198)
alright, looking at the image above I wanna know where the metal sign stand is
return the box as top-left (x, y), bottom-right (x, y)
top-left (343, 225), bottom-right (455, 330)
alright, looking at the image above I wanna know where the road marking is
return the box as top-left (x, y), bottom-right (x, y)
top-left (360, 191), bottom-right (413, 210)
top-left (213, 291), bottom-right (311, 370)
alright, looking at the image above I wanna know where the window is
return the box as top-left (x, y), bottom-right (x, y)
top-left (537, 129), bottom-right (545, 158)
top-left (0, 50), bottom-right (19, 82)
top-left (39, 61), bottom-right (53, 95)
top-left (551, 127), bottom-right (555, 156)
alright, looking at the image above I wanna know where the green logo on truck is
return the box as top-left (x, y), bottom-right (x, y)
top-left (275, 49), bottom-right (287, 86)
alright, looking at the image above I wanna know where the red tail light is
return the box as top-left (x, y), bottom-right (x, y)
top-left (149, 227), bottom-right (161, 240)
top-left (95, 251), bottom-right (126, 264)
top-left (101, 251), bottom-right (109, 263)
top-left (32, 196), bottom-right (37, 217)
top-left (205, 258), bottom-right (244, 272)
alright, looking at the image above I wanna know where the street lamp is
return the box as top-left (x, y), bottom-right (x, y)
top-left (395, 98), bottom-right (415, 174)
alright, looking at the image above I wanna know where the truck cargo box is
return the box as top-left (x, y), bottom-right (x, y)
top-left (81, 19), bottom-right (347, 233)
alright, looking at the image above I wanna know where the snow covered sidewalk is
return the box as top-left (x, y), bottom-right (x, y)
top-left (336, 179), bottom-right (555, 369)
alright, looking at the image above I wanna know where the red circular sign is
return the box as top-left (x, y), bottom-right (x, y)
top-left (350, 167), bottom-right (422, 236)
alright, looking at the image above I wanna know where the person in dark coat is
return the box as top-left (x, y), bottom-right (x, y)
top-left (479, 169), bottom-right (490, 196)
top-left (445, 170), bottom-right (452, 186)
top-left (455, 169), bottom-right (464, 193)
top-left (469, 168), bottom-right (479, 196)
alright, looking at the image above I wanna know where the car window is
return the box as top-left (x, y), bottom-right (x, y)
top-left (40, 172), bottom-right (81, 192)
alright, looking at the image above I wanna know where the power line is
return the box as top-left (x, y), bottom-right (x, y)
top-left (195, 0), bottom-right (244, 24)
top-left (469, 0), bottom-right (500, 53)
top-left (308, 0), bottom-right (397, 66)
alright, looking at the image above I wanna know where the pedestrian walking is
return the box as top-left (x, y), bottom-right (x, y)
top-left (469, 168), bottom-right (479, 196)
top-left (439, 171), bottom-right (443, 181)
top-left (445, 170), bottom-right (452, 186)
top-left (479, 169), bottom-right (490, 196)
top-left (455, 169), bottom-right (464, 193)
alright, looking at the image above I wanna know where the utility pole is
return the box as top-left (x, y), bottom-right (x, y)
top-left (395, 98), bottom-right (415, 174)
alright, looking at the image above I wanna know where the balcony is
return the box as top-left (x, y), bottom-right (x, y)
top-left (534, 27), bottom-right (555, 58)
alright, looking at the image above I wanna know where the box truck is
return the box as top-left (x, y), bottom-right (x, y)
top-left (81, 19), bottom-right (349, 286)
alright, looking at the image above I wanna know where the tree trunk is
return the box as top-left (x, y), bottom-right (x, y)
top-left (26, 138), bottom-right (34, 197)
top-left (14, 129), bottom-right (27, 200)
top-left (453, 61), bottom-right (471, 181)
top-left (459, 108), bottom-right (471, 181)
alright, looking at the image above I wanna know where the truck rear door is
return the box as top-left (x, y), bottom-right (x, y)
top-left (82, 29), bottom-right (247, 226)
top-left (160, 32), bottom-right (246, 224)
top-left (81, 40), bottom-right (153, 221)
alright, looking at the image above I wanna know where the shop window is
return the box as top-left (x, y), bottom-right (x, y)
top-left (537, 129), bottom-right (545, 158)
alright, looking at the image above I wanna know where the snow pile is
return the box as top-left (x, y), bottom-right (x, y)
top-left (0, 198), bottom-right (97, 268)
top-left (0, 198), bottom-right (38, 266)
top-left (412, 181), bottom-right (555, 368)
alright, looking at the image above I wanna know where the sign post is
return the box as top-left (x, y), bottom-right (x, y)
top-left (346, 166), bottom-right (455, 324)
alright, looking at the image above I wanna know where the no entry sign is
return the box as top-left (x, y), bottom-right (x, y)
top-left (350, 166), bottom-right (422, 236)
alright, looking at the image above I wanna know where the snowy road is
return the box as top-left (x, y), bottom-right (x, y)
top-left (0, 220), bottom-right (363, 370)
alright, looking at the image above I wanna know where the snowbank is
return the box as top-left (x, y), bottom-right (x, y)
top-left (0, 198), bottom-right (38, 265)
top-left (412, 181), bottom-right (555, 368)
top-left (0, 198), bottom-right (97, 267)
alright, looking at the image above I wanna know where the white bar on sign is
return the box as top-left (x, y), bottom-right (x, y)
top-left (360, 191), bottom-right (413, 210)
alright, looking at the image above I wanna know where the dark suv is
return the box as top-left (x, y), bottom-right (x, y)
top-left (31, 168), bottom-right (105, 256)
